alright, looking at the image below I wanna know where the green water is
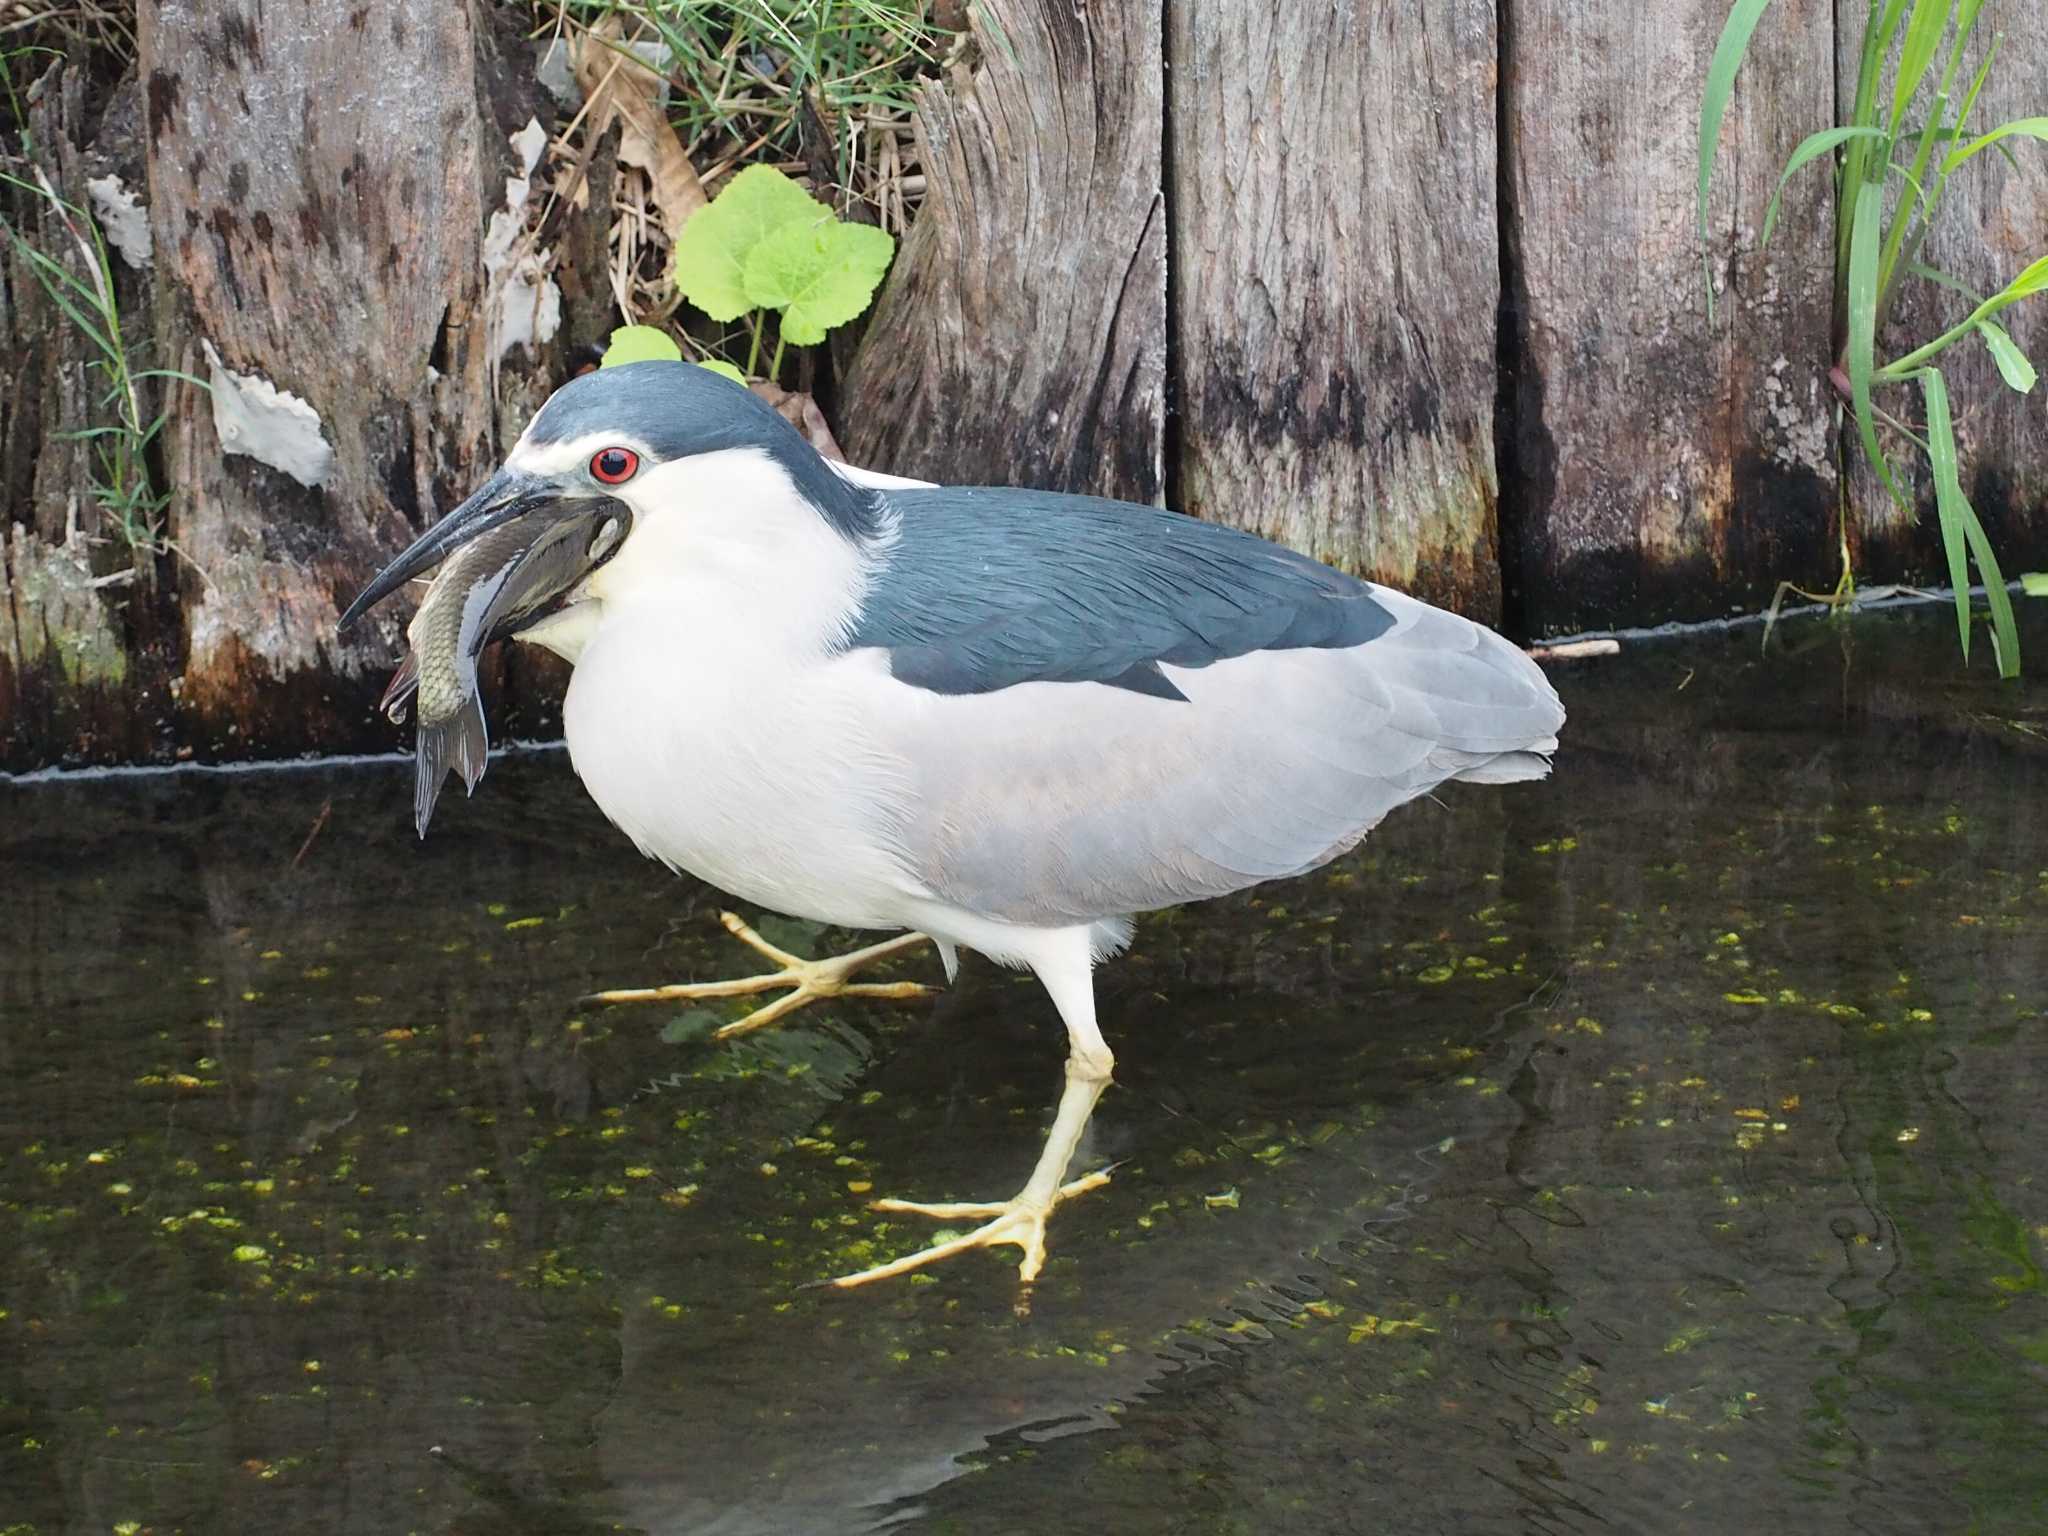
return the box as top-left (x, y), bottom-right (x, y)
top-left (4, 607), bottom-right (2046, 1535)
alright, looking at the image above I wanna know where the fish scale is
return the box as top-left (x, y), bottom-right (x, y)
top-left (379, 504), bottom-right (628, 837)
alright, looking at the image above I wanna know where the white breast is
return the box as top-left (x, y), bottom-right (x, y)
top-left (557, 449), bottom-right (927, 928)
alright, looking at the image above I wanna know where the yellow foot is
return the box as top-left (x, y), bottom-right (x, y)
top-left (589, 911), bottom-right (936, 1038)
top-left (831, 1169), bottom-right (1113, 1287)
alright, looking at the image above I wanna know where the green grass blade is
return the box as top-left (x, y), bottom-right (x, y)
top-left (1949, 34), bottom-right (1999, 141)
top-left (1977, 321), bottom-right (2038, 393)
top-left (1944, 116), bottom-right (2048, 174)
top-left (1919, 368), bottom-right (2020, 675)
top-left (1847, 180), bottom-right (1902, 504)
top-left (1698, 0), bottom-right (1777, 249)
top-left (1860, 0), bottom-right (1910, 99)
top-left (1763, 126), bottom-right (1886, 244)
top-left (1911, 261), bottom-right (1984, 302)
top-left (1919, 368), bottom-right (1974, 660)
top-left (0, 168), bottom-right (85, 221)
top-left (129, 368), bottom-right (213, 390)
top-left (11, 244), bottom-right (115, 357)
top-left (1980, 253), bottom-right (2048, 317)
top-left (8, 228), bottom-right (101, 305)
top-left (968, 2), bottom-right (1019, 70)
top-left (1889, 0), bottom-right (1948, 133)
top-left (1962, 511), bottom-right (2021, 677)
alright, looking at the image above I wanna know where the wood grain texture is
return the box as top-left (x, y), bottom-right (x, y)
top-left (1841, 11), bottom-right (2048, 584)
top-left (0, 67), bottom-right (178, 767)
top-left (139, 0), bottom-right (563, 754)
top-left (1168, 1), bottom-right (1502, 618)
top-left (1504, 0), bottom-right (1839, 635)
top-left (837, 0), bottom-right (1166, 502)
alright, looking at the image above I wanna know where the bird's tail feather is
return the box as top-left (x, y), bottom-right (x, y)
top-left (1451, 748), bottom-right (1556, 785)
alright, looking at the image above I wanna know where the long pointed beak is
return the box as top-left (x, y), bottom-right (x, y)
top-left (339, 469), bottom-right (566, 631)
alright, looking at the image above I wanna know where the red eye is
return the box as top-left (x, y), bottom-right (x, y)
top-left (591, 447), bottom-right (639, 484)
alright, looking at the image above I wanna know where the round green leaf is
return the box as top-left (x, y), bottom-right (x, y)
top-left (694, 359), bottom-right (747, 387)
top-left (602, 325), bottom-right (684, 368)
top-left (672, 166), bottom-right (828, 323)
top-left (742, 219), bottom-right (895, 346)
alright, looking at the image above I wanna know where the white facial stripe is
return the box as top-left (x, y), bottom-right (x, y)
top-left (506, 429), bottom-right (658, 480)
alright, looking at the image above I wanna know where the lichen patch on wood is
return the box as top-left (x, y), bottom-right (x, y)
top-left (1, 523), bottom-right (128, 687)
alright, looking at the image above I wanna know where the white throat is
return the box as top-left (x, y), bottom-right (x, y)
top-left (514, 446), bottom-right (882, 664)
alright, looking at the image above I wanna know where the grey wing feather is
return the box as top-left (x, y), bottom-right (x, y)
top-left (872, 578), bottom-right (1564, 927)
top-left (847, 488), bottom-right (1397, 700)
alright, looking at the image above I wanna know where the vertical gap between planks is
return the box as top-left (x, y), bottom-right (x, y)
top-left (1158, 0), bottom-right (1184, 515)
top-left (1491, 0), bottom-right (1533, 642)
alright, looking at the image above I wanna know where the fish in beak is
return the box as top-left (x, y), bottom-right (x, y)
top-left (341, 470), bottom-right (631, 837)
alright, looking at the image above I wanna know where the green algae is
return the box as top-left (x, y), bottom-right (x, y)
top-left (6, 608), bottom-right (2048, 1531)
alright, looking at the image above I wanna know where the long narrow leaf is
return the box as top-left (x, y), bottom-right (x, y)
top-left (1763, 127), bottom-right (1886, 244)
top-left (1977, 321), bottom-right (2038, 393)
top-left (1847, 181), bottom-right (1901, 503)
top-left (1944, 116), bottom-right (2048, 174)
top-left (1862, 0), bottom-right (1913, 101)
top-left (0, 168), bottom-right (85, 221)
top-left (1919, 368), bottom-right (1974, 659)
top-left (130, 368), bottom-right (214, 390)
top-left (1980, 253), bottom-right (2048, 317)
top-left (13, 250), bottom-right (114, 357)
top-left (9, 231), bottom-right (101, 305)
top-left (1890, 0), bottom-right (1949, 133)
top-left (1840, 0), bottom-right (1910, 273)
top-left (1950, 36), bottom-right (2000, 143)
top-left (1911, 262), bottom-right (1983, 302)
top-left (1961, 505), bottom-right (2021, 678)
top-left (1698, 0), bottom-right (1776, 249)
top-left (1881, 248), bottom-right (2048, 380)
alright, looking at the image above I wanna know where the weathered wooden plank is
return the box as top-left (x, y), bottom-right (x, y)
top-left (1842, 11), bottom-right (2048, 585)
top-left (137, 0), bottom-right (575, 757)
top-left (0, 66), bottom-right (176, 768)
top-left (1168, 1), bottom-right (1502, 619)
top-left (1504, 0), bottom-right (1838, 635)
top-left (838, 0), bottom-right (1166, 503)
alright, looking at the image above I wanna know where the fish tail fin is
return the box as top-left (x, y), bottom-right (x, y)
top-left (380, 652), bottom-right (421, 724)
top-left (414, 692), bottom-right (491, 839)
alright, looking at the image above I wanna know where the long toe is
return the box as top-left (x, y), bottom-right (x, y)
top-left (590, 916), bottom-right (938, 1036)
top-left (831, 1202), bottom-right (1053, 1287)
top-left (832, 1169), bottom-right (1112, 1288)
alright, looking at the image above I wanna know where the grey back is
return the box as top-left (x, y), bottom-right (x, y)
top-left (846, 488), bottom-right (1395, 699)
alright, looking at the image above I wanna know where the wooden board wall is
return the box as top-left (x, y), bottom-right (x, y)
top-left (1168, 0), bottom-right (1504, 620)
top-left (1842, 13), bottom-right (2048, 581)
top-left (8, 1), bottom-right (2048, 767)
top-left (1501, 0), bottom-right (1840, 636)
top-left (838, 0), bottom-right (1167, 503)
top-left (142, 0), bottom-right (513, 752)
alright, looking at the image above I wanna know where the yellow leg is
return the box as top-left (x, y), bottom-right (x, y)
top-left (590, 910), bottom-right (937, 1039)
top-left (834, 1050), bottom-right (1114, 1287)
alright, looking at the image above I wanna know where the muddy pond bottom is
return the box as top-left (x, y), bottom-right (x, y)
top-left (5, 606), bottom-right (2048, 1535)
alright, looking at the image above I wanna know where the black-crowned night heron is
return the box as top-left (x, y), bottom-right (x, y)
top-left (343, 361), bottom-right (1564, 1287)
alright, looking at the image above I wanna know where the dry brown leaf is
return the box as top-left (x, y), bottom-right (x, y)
top-left (569, 18), bottom-right (707, 244)
top-left (749, 382), bottom-right (845, 462)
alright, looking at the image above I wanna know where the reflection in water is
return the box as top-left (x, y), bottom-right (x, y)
top-left (4, 606), bottom-right (2048, 1535)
